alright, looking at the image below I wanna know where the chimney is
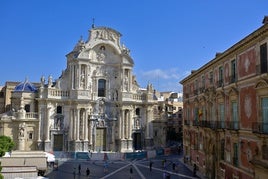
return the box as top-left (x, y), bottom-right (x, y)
top-left (215, 52), bottom-right (222, 57)
top-left (262, 16), bottom-right (268, 24)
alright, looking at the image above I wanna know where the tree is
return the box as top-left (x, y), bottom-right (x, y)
top-left (0, 135), bottom-right (15, 179)
top-left (0, 135), bottom-right (14, 157)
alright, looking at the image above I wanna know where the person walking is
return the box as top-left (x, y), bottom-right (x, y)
top-left (78, 164), bottom-right (81, 174)
top-left (149, 160), bottom-right (153, 172)
top-left (103, 160), bottom-right (108, 173)
top-left (129, 166), bottom-right (133, 179)
top-left (193, 164), bottom-right (197, 177)
top-left (86, 167), bottom-right (90, 177)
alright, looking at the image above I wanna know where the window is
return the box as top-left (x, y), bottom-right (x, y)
top-left (233, 143), bottom-right (238, 167)
top-left (261, 97), bottom-right (268, 133)
top-left (25, 104), bottom-right (30, 112)
top-left (209, 71), bottom-right (213, 84)
top-left (154, 130), bottom-right (158, 137)
top-left (135, 108), bottom-right (140, 116)
top-left (202, 75), bottom-right (205, 88)
top-left (57, 106), bottom-right (62, 114)
top-left (218, 104), bottom-right (225, 128)
top-left (28, 132), bottom-right (33, 140)
top-left (260, 43), bottom-right (267, 74)
top-left (220, 139), bottom-right (225, 160)
top-left (218, 66), bottom-right (223, 87)
top-left (98, 79), bottom-right (106, 97)
top-left (231, 102), bottom-right (238, 129)
top-left (231, 59), bottom-right (236, 83)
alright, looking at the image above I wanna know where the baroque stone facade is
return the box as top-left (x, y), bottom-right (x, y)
top-left (0, 26), bottom-right (160, 153)
top-left (180, 17), bottom-right (268, 179)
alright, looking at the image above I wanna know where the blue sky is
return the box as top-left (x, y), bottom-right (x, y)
top-left (0, 1), bottom-right (267, 92)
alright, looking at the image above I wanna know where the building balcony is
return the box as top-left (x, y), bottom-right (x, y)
top-left (217, 80), bottom-right (223, 88)
top-left (193, 89), bottom-right (198, 95)
top-left (25, 112), bottom-right (38, 119)
top-left (192, 120), bottom-right (225, 129)
top-left (184, 120), bottom-right (190, 126)
top-left (252, 122), bottom-right (268, 134)
top-left (229, 74), bottom-right (237, 84)
top-left (226, 121), bottom-right (240, 130)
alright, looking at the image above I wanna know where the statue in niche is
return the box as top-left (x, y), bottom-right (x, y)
top-left (97, 51), bottom-right (106, 61)
top-left (19, 122), bottom-right (26, 138)
top-left (136, 118), bottom-right (140, 129)
top-left (124, 76), bottom-right (129, 91)
top-left (55, 116), bottom-right (63, 130)
top-left (80, 74), bottom-right (85, 88)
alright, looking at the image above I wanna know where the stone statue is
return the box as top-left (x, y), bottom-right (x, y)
top-left (19, 122), bottom-right (26, 138)
top-left (48, 75), bottom-right (53, 87)
top-left (40, 75), bottom-right (45, 87)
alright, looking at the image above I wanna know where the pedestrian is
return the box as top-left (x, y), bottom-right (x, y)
top-left (172, 162), bottom-right (176, 171)
top-left (86, 167), bottom-right (90, 177)
top-left (78, 164), bottom-right (81, 174)
top-left (104, 160), bottom-right (108, 173)
top-left (163, 171), bottom-right (166, 179)
top-left (193, 164), bottom-right (197, 177)
top-left (149, 160), bottom-right (153, 171)
top-left (166, 172), bottom-right (171, 179)
top-left (130, 166), bottom-right (133, 179)
top-left (73, 167), bottom-right (76, 179)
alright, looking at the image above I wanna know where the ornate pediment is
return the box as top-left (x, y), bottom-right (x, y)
top-left (228, 87), bottom-right (239, 96)
top-left (255, 79), bottom-right (268, 89)
top-left (90, 27), bottom-right (121, 45)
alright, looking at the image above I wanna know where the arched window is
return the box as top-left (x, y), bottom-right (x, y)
top-left (57, 106), bottom-right (62, 114)
top-left (135, 108), bottom-right (140, 116)
top-left (98, 79), bottom-right (106, 97)
top-left (25, 104), bottom-right (30, 112)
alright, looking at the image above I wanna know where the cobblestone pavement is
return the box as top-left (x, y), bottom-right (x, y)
top-left (45, 154), bottom-right (200, 179)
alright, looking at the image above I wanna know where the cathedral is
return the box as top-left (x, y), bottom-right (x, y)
top-left (0, 25), bottom-right (161, 153)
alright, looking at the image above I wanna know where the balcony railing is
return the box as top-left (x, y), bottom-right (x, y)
top-left (184, 120), bottom-right (190, 126)
top-left (25, 112), bottom-right (38, 119)
top-left (229, 74), bottom-right (237, 84)
top-left (192, 120), bottom-right (225, 130)
top-left (226, 121), bottom-right (240, 130)
top-left (252, 122), bottom-right (268, 134)
top-left (217, 80), bottom-right (223, 87)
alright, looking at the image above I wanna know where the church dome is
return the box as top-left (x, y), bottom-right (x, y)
top-left (14, 79), bottom-right (37, 92)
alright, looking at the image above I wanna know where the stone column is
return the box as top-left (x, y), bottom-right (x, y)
top-left (73, 109), bottom-right (77, 140)
top-left (128, 110), bottom-right (133, 140)
top-left (85, 109), bottom-right (89, 141)
top-left (76, 108), bottom-right (80, 141)
top-left (118, 109), bottom-right (122, 139)
top-left (122, 110), bottom-right (125, 139)
top-left (69, 109), bottom-right (73, 140)
top-left (37, 107), bottom-right (42, 142)
top-left (76, 64), bottom-right (79, 89)
top-left (146, 109), bottom-right (150, 138)
top-left (45, 107), bottom-right (51, 141)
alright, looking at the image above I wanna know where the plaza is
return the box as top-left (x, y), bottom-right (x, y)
top-left (45, 153), bottom-right (200, 179)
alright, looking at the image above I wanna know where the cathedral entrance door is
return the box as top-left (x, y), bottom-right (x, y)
top-left (53, 134), bottom-right (63, 151)
top-left (133, 132), bottom-right (142, 150)
top-left (96, 128), bottom-right (106, 151)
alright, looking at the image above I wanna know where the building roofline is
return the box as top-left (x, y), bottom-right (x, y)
top-left (180, 18), bottom-right (268, 84)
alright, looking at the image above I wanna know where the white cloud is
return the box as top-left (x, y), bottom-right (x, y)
top-left (140, 68), bottom-right (189, 80)
top-left (135, 68), bottom-right (190, 92)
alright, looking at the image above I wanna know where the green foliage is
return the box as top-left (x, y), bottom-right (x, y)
top-left (0, 135), bottom-right (14, 157)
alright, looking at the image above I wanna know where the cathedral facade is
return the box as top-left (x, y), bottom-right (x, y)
top-left (0, 26), bottom-right (159, 153)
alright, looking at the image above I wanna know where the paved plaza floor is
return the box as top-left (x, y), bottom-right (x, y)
top-left (45, 154), bottom-right (200, 179)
